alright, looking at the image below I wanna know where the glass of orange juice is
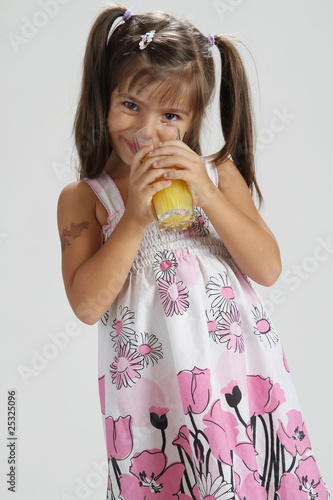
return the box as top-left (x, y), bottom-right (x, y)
top-left (133, 124), bottom-right (194, 232)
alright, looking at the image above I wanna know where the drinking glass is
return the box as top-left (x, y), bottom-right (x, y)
top-left (133, 123), bottom-right (194, 232)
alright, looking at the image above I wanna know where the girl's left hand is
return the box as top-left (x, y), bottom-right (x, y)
top-left (148, 140), bottom-right (219, 208)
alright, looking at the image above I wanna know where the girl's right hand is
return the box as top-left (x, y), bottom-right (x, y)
top-left (124, 146), bottom-right (173, 226)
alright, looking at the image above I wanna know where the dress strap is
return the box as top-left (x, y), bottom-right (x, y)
top-left (83, 170), bottom-right (125, 234)
top-left (201, 156), bottom-right (219, 187)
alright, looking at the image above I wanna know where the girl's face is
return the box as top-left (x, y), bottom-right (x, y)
top-left (107, 77), bottom-right (192, 170)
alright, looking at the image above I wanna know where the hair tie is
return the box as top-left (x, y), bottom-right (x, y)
top-left (207, 35), bottom-right (215, 48)
top-left (106, 8), bottom-right (133, 45)
top-left (122, 9), bottom-right (132, 21)
top-left (139, 30), bottom-right (156, 50)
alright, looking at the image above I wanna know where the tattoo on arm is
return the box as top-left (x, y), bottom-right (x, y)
top-left (61, 221), bottom-right (91, 252)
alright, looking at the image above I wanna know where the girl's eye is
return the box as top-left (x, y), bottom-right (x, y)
top-left (124, 101), bottom-right (138, 111)
top-left (164, 113), bottom-right (179, 121)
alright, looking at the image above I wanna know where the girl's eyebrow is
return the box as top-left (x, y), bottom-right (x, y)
top-left (164, 107), bottom-right (190, 117)
top-left (117, 93), bottom-right (142, 102)
top-left (117, 93), bottom-right (190, 116)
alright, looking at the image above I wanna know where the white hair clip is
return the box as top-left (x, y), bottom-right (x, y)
top-left (106, 9), bottom-right (133, 46)
top-left (139, 30), bottom-right (156, 50)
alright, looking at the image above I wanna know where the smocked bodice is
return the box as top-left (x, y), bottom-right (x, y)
top-left (83, 158), bottom-right (233, 273)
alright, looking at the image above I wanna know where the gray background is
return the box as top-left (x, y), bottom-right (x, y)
top-left (1, 0), bottom-right (332, 497)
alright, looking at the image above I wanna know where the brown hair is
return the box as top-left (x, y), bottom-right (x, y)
top-left (73, 3), bottom-right (263, 205)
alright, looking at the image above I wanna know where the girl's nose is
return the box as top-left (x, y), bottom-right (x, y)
top-left (136, 113), bottom-right (161, 132)
top-left (135, 119), bottom-right (157, 136)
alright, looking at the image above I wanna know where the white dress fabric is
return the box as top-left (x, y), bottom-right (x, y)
top-left (84, 158), bottom-right (330, 500)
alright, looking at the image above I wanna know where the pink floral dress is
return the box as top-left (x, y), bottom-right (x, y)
top-left (84, 158), bottom-right (330, 500)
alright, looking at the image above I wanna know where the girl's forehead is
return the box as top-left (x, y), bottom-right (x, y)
top-left (118, 76), bottom-right (192, 111)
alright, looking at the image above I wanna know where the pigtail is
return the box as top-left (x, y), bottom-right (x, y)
top-left (73, 5), bottom-right (127, 179)
top-left (213, 35), bottom-right (263, 206)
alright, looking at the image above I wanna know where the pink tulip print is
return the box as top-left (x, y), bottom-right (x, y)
top-left (234, 472), bottom-right (267, 499)
top-left (172, 425), bottom-right (193, 459)
top-left (177, 367), bottom-right (212, 415)
top-left (277, 456), bottom-right (329, 499)
top-left (277, 410), bottom-right (311, 457)
top-left (247, 375), bottom-right (286, 417)
top-left (119, 449), bottom-right (184, 500)
top-left (103, 362), bottom-right (330, 500)
top-left (203, 399), bottom-right (239, 466)
top-left (102, 356), bottom-right (330, 500)
top-left (105, 415), bottom-right (133, 461)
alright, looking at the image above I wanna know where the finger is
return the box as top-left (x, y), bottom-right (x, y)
top-left (158, 139), bottom-right (192, 149)
top-left (162, 168), bottom-right (190, 181)
top-left (134, 167), bottom-right (177, 190)
top-left (151, 155), bottom-right (195, 171)
top-left (148, 178), bottom-right (172, 196)
top-left (131, 157), bottom-right (174, 186)
top-left (132, 145), bottom-right (154, 169)
top-left (148, 167), bottom-right (177, 183)
top-left (151, 141), bottom-right (194, 156)
top-left (150, 149), bottom-right (198, 167)
top-left (130, 153), bottom-right (159, 182)
top-left (162, 169), bottom-right (218, 203)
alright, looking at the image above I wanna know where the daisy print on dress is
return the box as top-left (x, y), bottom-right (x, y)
top-left (206, 272), bottom-right (236, 312)
top-left (110, 305), bottom-right (136, 350)
top-left (252, 303), bottom-right (279, 349)
top-left (101, 310), bottom-right (109, 326)
top-left (109, 344), bottom-right (143, 389)
top-left (197, 472), bottom-right (233, 500)
top-left (219, 304), bottom-right (245, 353)
top-left (192, 206), bottom-right (210, 237)
top-left (158, 276), bottom-right (189, 317)
top-left (153, 249), bottom-right (178, 281)
top-left (131, 332), bottom-right (163, 368)
top-left (205, 308), bottom-right (225, 343)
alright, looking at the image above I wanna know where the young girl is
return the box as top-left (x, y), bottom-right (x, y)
top-left (58, 4), bottom-right (330, 499)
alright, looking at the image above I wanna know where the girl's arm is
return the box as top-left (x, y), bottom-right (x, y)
top-left (57, 181), bottom-right (148, 324)
top-left (203, 158), bottom-right (282, 286)
top-left (57, 146), bottom-right (174, 325)
top-left (152, 142), bottom-right (281, 286)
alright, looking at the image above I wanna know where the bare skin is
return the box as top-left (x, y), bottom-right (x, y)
top-left (61, 221), bottom-right (91, 252)
top-left (57, 80), bottom-right (282, 324)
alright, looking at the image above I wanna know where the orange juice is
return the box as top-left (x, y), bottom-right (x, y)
top-left (135, 125), bottom-right (194, 232)
top-left (141, 156), bottom-right (194, 232)
top-left (152, 177), bottom-right (194, 232)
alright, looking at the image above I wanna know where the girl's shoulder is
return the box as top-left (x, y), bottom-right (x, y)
top-left (210, 155), bottom-right (265, 224)
top-left (58, 177), bottom-right (113, 232)
top-left (216, 156), bottom-right (242, 188)
top-left (57, 175), bottom-right (117, 234)
top-left (202, 154), bottom-right (239, 189)
top-left (58, 180), bottom-right (97, 215)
